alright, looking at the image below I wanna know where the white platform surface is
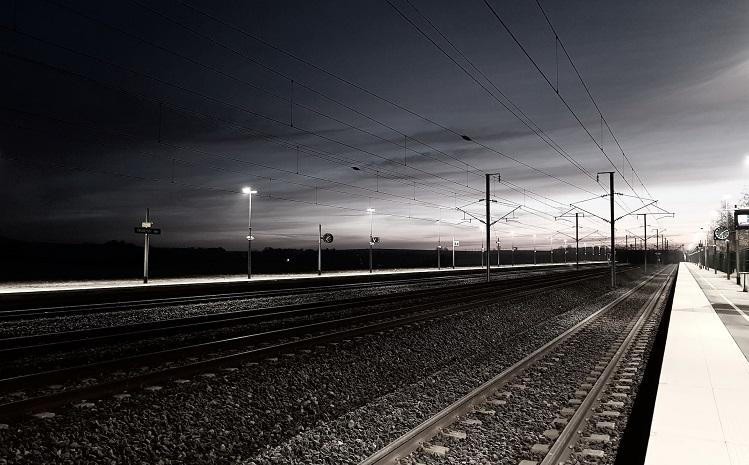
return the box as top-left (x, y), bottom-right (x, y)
top-left (645, 263), bottom-right (749, 465)
top-left (0, 261), bottom-right (607, 295)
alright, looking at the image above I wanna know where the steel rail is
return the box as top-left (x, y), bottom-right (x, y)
top-left (539, 267), bottom-right (675, 464)
top-left (0, 267), bottom-right (625, 421)
top-left (358, 268), bottom-right (673, 465)
top-left (0, 267), bottom-right (620, 356)
top-left (0, 263), bottom-right (593, 318)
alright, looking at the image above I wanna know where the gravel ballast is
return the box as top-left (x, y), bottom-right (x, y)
top-left (0, 268), bottom-right (650, 464)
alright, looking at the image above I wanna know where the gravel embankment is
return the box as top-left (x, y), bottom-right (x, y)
top-left (0, 268), bottom-right (644, 465)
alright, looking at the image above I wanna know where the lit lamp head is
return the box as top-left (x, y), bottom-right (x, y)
top-left (242, 187), bottom-right (258, 195)
top-left (366, 208), bottom-right (376, 213)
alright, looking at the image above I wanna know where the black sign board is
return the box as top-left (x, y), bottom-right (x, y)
top-left (135, 227), bottom-right (161, 235)
top-left (322, 233), bottom-right (334, 243)
top-left (735, 209), bottom-right (749, 230)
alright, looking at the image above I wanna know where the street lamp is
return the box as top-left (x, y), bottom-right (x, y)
top-left (367, 208), bottom-right (376, 273)
top-left (533, 234), bottom-right (537, 265)
top-left (436, 219), bottom-right (442, 270)
top-left (242, 187), bottom-right (258, 279)
top-left (510, 231), bottom-right (515, 266)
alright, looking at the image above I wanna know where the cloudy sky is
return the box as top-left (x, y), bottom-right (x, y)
top-left (1, 0), bottom-right (747, 251)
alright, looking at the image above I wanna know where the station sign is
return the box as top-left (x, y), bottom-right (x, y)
top-left (453, 240), bottom-right (460, 247)
top-left (735, 209), bottom-right (749, 230)
top-left (134, 227), bottom-right (161, 235)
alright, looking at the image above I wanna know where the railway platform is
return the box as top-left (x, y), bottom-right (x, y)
top-left (0, 261), bottom-right (605, 295)
top-left (645, 262), bottom-right (749, 464)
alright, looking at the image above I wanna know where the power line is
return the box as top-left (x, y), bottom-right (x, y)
top-left (3, 8), bottom-right (582, 230)
top-left (533, 0), bottom-right (654, 200)
top-left (13, 3), bottom-right (486, 203)
top-left (389, 0), bottom-right (597, 183)
top-left (481, 0), bottom-right (650, 207)
top-left (0, 40), bottom-right (475, 204)
top-left (42, 0), bottom-right (491, 194)
top-left (179, 0), bottom-right (603, 198)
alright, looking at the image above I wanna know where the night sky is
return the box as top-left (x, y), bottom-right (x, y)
top-left (1, 0), bottom-right (747, 251)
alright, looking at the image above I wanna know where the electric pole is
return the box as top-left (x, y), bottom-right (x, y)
top-left (576, 212), bottom-right (580, 269)
top-left (598, 171), bottom-right (616, 287)
top-left (485, 174), bottom-right (491, 283)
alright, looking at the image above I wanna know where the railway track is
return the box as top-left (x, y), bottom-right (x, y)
top-left (0, 265), bottom-right (630, 422)
top-left (0, 264), bottom-right (589, 320)
top-left (0, 265), bottom-right (617, 359)
top-left (358, 266), bottom-right (675, 465)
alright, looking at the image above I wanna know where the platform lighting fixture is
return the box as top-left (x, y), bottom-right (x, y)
top-left (367, 208), bottom-right (376, 273)
top-left (242, 187), bottom-right (258, 279)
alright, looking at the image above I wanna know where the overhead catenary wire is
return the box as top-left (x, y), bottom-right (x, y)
top-left (2, 2), bottom-right (624, 242)
top-left (480, 0), bottom-right (650, 208)
top-left (9, 3), bottom-right (487, 204)
top-left (533, 0), bottom-right (654, 201)
top-left (179, 0), bottom-right (605, 199)
top-left (1, 12), bottom-right (586, 232)
top-left (389, 0), bottom-right (598, 184)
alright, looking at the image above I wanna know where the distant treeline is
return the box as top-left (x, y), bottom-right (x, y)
top-left (0, 237), bottom-right (681, 282)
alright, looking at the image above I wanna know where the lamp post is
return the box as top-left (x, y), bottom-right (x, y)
top-left (452, 234), bottom-right (456, 269)
top-left (436, 219), bottom-right (442, 270)
top-left (497, 236), bottom-right (501, 266)
top-left (533, 234), bottom-right (537, 265)
top-left (564, 239), bottom-right (568, 263)
top-left (510, 231), bottom-right (515, 266)
top-left (367, 208), bottom-right (375, 273)
top-left (549, 236), bottom-right (553, 263)
top-left (242, 187), bottom-right (258, 279)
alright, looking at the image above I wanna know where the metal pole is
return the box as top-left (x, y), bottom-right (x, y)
top-left (704, 229), bottom-right (709, 271)
top-left (437, 219), bottom-right (441, 270)
top-left (485, 173), bottom-right (491, 282)
top-left (143, 208), bottom-right (150, 284)
top-left (608, 172), bottom-right (616, 287)
top-left (248, 194), bottom-right (253, 279)
top-left (452, 235), bottom-right (455, 269)
top-left (575, 212), bottom-right (580, 269)
top-left (736, 226), bottom-right (741, 285)
top-left (369, 212), bottom-right (373, 274)
top-left (497, 237), bottom-right (501, 266)
top-left (642, 213), bottom-right (648, 273)
top-left (727, 206), bottom-right (732, 280)
top-left (318, 223), bottom-right (322, 276)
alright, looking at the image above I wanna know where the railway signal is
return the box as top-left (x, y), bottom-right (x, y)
top-left (133, 208), bottom-right (159, 284)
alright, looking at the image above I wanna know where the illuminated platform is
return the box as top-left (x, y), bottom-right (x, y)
top-left (0, 261), bottom-right (607, 295)
top-left (645, 263), bottom-right (749, 464)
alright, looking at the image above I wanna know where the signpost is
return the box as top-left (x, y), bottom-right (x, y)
top-left (734, 209), bottom-right (749, 285)
top-left (452, 238), bottom-right (459, 269)
top-left (318, 225), bottom-right (334, 276)
top-left (134, 209), bottom-right (160, 283)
